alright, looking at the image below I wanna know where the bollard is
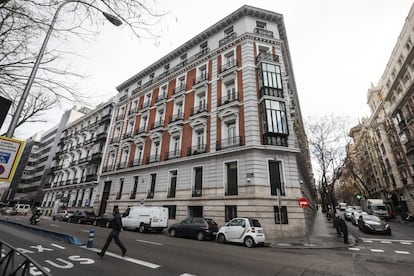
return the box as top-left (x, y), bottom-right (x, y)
top-left (87, 229), bottom-right (95, 248)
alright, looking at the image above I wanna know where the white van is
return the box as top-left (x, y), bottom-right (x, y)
top-left (122, 206), bottom-right (168, 233)
top-left (15, 204), bottom-right (31, 215)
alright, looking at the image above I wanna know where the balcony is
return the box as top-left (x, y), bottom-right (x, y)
top-left (102, 164), bottom-right (115, 172)
top-left (81, 174), bottom-right (97, 183)
top-left (78, 157), bottom-right (88, 164)
top-left (128, 159), bottom-right (141, 167)
top-left (165, 150), bottom-right (181, 160)
top-left (173, 84), bottom-right (186, 96)
top-left (219, 32), bottom-right (237, 47)
top-left (117, 161), bottom-right (128, 170)
top-left (259, 86), bottom-right (284, 99)
top-left (119, 94), bottom-right (128, 102)
top-left (190, 104), bottom-right (208, 116)
top-left (155, 93), bottom-right (167, 105)
top-left (167, 188), bottom-right (176, 198)
top-left (135, 126), bottom-right (147, 136)
top-left (187, 144), bottom-right (207, 156)
top-left (141, 101), bottom-right (151, 111)
top-left (216, 136), bottom-right (244, 150)
top-left (122, 131), bottom-right (134, 140)
top-left (256, 52), bottom-right (279, 64)
top-left (146, 155), bottom-right (160, 164)
top-left (219, 60), bottom-right (238, 75)
top-left (109, 136), bottom-right (120, 144)
top-left (116, 113), bottom-right (125, 121)
top-left (89, 152), bottom-right (103, 163)
top-left (218, 93), bottom-right (239, 106)
top-left (128, 108), bottom-right (137, 116)
top-left (168, 113), bottom-right (184, 125)
top-left (193, 73), bottom-right (209, 88)
top-left (254, 27), bottom-right (274, 38)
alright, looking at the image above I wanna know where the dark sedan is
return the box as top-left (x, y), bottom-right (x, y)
top-left (68, 210), bottom-right (96, 224)
top-left (168, 217), bottom-right (218, 241)
top-left (93, 212), bottom-right (114, 228)
top-left (358, 214), bottom-right (391, 235)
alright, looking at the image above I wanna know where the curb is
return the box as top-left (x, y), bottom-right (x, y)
top-left (0, 218), bottom-right (84, 246)
top-left (269, 233), bottom-right (358, 249)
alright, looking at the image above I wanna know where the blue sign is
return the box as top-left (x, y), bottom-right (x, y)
top-left (0, 152), bottom-right (10, 163)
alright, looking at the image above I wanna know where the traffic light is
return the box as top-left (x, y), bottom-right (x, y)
top-left (355, 193), bottom-right (362, 200)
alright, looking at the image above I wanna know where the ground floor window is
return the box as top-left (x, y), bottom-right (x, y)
top-left (225, 205), bottom-right (237, 222)
top-left (163, 205), bottom-right (176, 219)
top-left (273, 206), bottom-right (288, 224)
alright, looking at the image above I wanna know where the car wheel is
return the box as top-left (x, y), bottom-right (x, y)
top-left (244, 236), bottom-right (255, 248)
top-left (196, 232), bottom-right (205, 241)
top-left (139, 223), bottom-right (146, 233)
top-left (105, 222), bottom-right (110, 228)
top-left (217, 234), bottom-right (226, 244)
top-left (169, 229), bottom-right (176, 237)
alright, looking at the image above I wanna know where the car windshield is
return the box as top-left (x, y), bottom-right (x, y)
top-left (250, 219), bottom-right (261, 227)
top-left (345, 208), bottom-right (353, 212)
top-left (364, 215), bottom-right (381, 222)
top-left (373, 205), bottom-right (387, 211)
top-left (85, 211), bottom-right (95, 216)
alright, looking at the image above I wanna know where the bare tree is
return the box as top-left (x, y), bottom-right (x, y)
top-left (306, 114), bottom-right (351, 210)
top-left (0, 0), bottom-right (169, 135)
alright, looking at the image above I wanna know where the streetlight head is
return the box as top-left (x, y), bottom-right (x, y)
top-left (102, 12), bottom-right (122, 26)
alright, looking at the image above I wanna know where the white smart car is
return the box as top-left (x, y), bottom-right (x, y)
top-left (216, 217), bottom-right (265, 248)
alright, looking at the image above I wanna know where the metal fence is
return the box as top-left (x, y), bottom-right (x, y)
top-left (0, 240), bottom-right (52, 276)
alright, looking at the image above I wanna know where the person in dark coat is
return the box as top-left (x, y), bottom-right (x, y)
top-left (337, 216), bottom-right (349, 244)
top-left (97, 206), bottom-right (127, 258)
top-left (333, 215), bottom-right (342, 237)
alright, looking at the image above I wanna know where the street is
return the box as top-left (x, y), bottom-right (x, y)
top-left (1, 215), bottom-right (414, 275)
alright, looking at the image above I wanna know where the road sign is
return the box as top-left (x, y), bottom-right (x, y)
top-left (298, 197), bottom-right (309, 208)
top-left (0, 136), bottom-right (25, 182)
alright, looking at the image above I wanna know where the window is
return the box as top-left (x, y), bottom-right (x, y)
top-left (200, 41), bottom-right (208, 53)
top-left (168, 170), bottom-right (177, 198)
top-left (269, 160), bottom-right (285, 196)
top-left (164, 64), bottom-right (170, 73)
top-left (225, 161), bottom-right (238, 196)
top-left (170, 135), bottom-right (181, 158)
top-left (130, 176), bottom-right (138, 199)
top-left (274, 206), bottom-right (288, 224)
top-left (163, 205), bottom-right (176, 219)
top-left (134, 145), bottom-right (143, 166)
top-left (193, 167), bottom-right (203, 197)
top-left (224, 51), bottom-right (235, 68)
top-left (256, 21), bottom-right (267, 29)
top-left (116, 178), bottom-right (124, 200)
top-left (147, 173), bottom-right (156, 198)
top-left (225, 205), bottom-right (237, 222)
top-left (180, 53), bottom-right (187, 65)
top-left (258, 63), bottom-right (283, 97)
top-left (196, 129), bottom-right (205, 152)
top-left (261, 100), bottom-right (289, 146)
top-left (225, 81), bottom-right (236, 102)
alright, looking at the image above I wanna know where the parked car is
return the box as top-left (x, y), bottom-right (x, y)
top-left (168, 217), bottom-right (218, 241)
top-left (93, 212), bottom-right (115, 228)
top-left (358, 214), bottom-right (391, 235)
top-left (216, 217), bottom-right (265, 248)
top-left (15, 204), bottom-right (31, 216)
top-left (122, 206), bottom-right (168, 233)
top-left (0, 207), bottom-right (17, 216)
top-left (52, 210), bottom-right (74, 221)
top-left (351, 210), bottom-right (368, 225)
top-left (68, 210), bottom-right (96, 224)
top-left (343, 207), bottom-right (354, 221)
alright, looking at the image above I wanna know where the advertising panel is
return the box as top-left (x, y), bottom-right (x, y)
top-left (0, 136), bottom-right (25, 182)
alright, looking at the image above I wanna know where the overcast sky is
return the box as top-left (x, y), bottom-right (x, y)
top-left (4, 0), bottom-right (414, 139)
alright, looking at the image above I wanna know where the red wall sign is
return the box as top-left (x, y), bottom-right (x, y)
top-left (298, 197), bottom-right (309, 208)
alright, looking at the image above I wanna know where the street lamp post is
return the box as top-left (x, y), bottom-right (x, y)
top-left (5, 0), bottom-right (121, 138)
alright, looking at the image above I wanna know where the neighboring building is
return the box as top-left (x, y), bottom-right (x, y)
top-left (347, 3), bottom-right (414, 216)
top-left (41, 101), bottom-right (115, 215)
top-left (4, 108), bottom-right (86, 207)
top-left (96, 5), bottom-right (315, 239)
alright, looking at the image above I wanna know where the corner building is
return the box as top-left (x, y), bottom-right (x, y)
top-left (97, 5), bottom-right (315, 239)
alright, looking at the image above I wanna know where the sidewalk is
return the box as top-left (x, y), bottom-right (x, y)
top-left (269, 208), bottom-right (356, 249)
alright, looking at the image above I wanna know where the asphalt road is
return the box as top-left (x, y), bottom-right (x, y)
top-left (1, 215), bottom-right (414, 276)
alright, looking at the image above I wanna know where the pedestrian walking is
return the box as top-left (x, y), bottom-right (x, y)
top-left (97, 206), bottom-right (127, 258)
top-left (337, 216), bottom-right (349, 244)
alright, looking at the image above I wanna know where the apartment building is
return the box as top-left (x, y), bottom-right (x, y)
top-left (96, 5), bottom-right (315, 239)
top-left (348, 4), bottom-right (414, 216)
top-left (5, 108), bottom-right (86, 207)
top-left (41, 101), bottom-right (114, 215)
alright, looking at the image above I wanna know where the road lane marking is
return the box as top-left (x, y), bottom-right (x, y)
top-left (136, 239), bottom-right (163, 246)
top-left (360, 238), bottom-right (414, 243)
top-left (370, 249), bottom-right (384, 253)
top-left (380, 241), bottom-right (392, 244)
top-left (395, 251), bottom-right (410, 255)
top-left (400, 242), bottom-right (412, 245)
top-left (348, 248), bottom-right (360, 251)
top-left (50, 224), bottom-right (60, 227)
top-left (363, 240), bottom-right (373, 243)
top-left (51, 243), bottom-right (66, 249)
top-left (180, 274), bottom-right (197, 276)
top-left (82, 246), bottom-right (161, 269)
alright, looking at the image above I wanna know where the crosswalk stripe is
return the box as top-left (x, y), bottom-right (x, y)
top-left (348, 247), bottom-right (360, 251)
top-left (400, 242), bottom-right (412, 245)
top-left (395, 251), bottom-right (410, 255)
top-left (370, 249), bottom-right (384, 253)
top-left (380, 241), bottom-right (392, 244)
